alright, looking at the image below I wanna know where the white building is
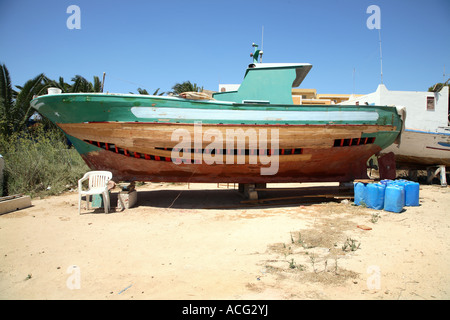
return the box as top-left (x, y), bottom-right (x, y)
top-left (342, 84), bottom-right (449, 184)
top-left (218, 84), bottom-right (240, 93)
top-left (344, 84), bottom-right (449, 132)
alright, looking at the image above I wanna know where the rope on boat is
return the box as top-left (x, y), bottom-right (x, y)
top-left (178, 91), bottom-right (215, 100)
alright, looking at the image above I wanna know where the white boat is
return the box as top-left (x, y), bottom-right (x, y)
top-left (342, 84), bottom-right (450, 168)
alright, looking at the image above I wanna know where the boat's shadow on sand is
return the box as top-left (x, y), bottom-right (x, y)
top-left (108, 187), bottom-right (351, 210)
top-left (129, 189), bottom-right (244, 209)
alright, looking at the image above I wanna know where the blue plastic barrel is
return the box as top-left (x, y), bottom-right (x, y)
top-left (384, 185), bottom-right (405, 213)
top-left (404, 182), bottom-right (420, 206)
top-left (393, 180), bottom-right (407, 187)
top-left (366, 183), bottom-right (386, 210)
top-left (354, 182), bottom-right (367, 206)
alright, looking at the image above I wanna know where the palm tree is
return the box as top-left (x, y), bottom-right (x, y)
top-left (152, 88), bottom-right (165, 96)
top-left (136, 87), bottom-right (165, 96)
top-left (136, 88), bottom-right (149, 95)
top-left (0, 64), bottom-right (51, 136)
top-left (92, 76), bottom-right (102, 93)
top-left (47, 75), bottom-right (102, 93)
top-left (46, 76), bottom-right (71, 93)
top-left (70, 75), bottom-right (102, 93)
top-left (0, 63), bottom-right (15, 136)
top-left (171, 81), bottom-right (203, 95)
top-left (14, 73), bottom-right (52, 133)
top-left (1, 65), bottom-right (108, 136)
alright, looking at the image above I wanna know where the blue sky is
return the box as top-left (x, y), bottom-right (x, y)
top-left (1, 0), bottom-right (449, 95)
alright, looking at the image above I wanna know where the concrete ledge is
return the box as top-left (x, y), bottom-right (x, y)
top-left (0, 195), bottom-right (32, 215)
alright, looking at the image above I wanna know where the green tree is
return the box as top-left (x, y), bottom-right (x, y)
top-left (0, 63), bottom-right (15, 136)
top-left (171, 81), bottom-right (203, 95)
top-left (0, 64), bottom-right (51, 136)
top-left (1, 64), bottom-right (105, 136)
top-left (46, 75), bottom-right (102, 93)
top-left (47, 76), bottom-right (71, 93)
top-left (70, 75), bottom-right (102, 93)
top-left (427, 80), bottom-right (449, 93)
top-left (136, 87), bottom-right (165, 95)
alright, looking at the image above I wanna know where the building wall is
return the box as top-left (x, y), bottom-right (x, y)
top-left (291, 89), bottom-right (357, 105)
top-left (218, 84), bottom-right (240, 92)
top-left (346, 84), bottom-right (449, 132)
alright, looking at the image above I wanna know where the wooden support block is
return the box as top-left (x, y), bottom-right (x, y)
top-left (242, 183), bottom-right (258, 200)
top-left (0, 195), bottom-right (32, 215)
top-left (353, 179), bottom-right (374, 184)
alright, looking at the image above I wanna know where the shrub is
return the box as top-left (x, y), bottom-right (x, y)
top-left (0, 126), bottom-right (89, 197)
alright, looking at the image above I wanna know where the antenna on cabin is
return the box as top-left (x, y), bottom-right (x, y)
top-left (261, 26), bottom-right (264, 63)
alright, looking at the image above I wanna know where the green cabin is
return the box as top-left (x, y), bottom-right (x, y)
top-left (213, 44), bottom-right (312, 105)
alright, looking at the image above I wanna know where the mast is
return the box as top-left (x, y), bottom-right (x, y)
top-left (261, 26), bottom-right (264, 63)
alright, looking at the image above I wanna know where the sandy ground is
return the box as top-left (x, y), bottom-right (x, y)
top-left (0, 181), bottom-right (449, 300)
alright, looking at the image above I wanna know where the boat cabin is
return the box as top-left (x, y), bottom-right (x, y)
top-left (213, 44), bottom-right (312, 105)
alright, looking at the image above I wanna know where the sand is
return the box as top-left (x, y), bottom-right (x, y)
top-left (0, 182), bottom-right (449, 300)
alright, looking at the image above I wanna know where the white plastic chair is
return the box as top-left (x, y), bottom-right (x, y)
top-left (78, 171), bottom-right (113, 214)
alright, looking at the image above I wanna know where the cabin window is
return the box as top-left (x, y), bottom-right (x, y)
top-left (426, 96), bottom-right (435, 111)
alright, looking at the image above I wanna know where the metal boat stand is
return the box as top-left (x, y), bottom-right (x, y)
top-left (426, 165), bottom-right (448, 187)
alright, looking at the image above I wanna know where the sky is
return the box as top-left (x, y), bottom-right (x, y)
top-left (1, 0), bottom-right (449, 95)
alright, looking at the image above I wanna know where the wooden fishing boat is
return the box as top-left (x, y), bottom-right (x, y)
top-left (31, 45), bottom-right (403, 183)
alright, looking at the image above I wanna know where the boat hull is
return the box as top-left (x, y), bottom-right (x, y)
top-left (31, 93), bottom-right (403, 183)
top-left (61, 122), bottom-right (386, 183)
top-left (383, 128), bottom-right (450, 168)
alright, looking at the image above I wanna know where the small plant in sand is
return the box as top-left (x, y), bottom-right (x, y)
top-left (288, 258), bottom-right (305, 271)
top-left (282, 243), bottom-right (293, 259)
top-left (297, 232), bottom-right (305, 246)
top-left (371, 212), bottom-right (381, 223)
top-left (341, 237), bottom-right (361, 252)
top-left (291, 232), bottom-right (311, 249)
top-left (288, 258), bottom-right (296, 269)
